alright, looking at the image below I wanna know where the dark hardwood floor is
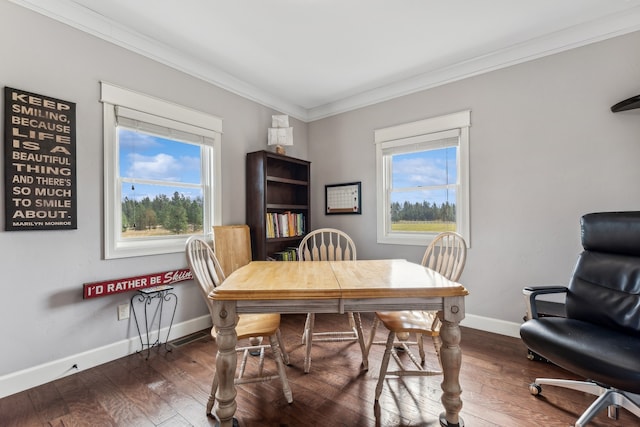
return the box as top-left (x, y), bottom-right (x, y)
top-left (1, 313), bottom-right (635, 426)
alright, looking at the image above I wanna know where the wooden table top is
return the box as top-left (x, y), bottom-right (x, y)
top-left (210, 259), bottom-right (468, 301)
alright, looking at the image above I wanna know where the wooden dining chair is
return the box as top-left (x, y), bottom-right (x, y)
top-left (185, 236), bottom-right (293, 415)
top-left (369, 231), bottom-right (467, 402)
top-left (212, 225), bottom-right (252, 278)
top-left (212, 224), bottom-right (264, 348)
top-left (298, 228), bottom-right (368, 373)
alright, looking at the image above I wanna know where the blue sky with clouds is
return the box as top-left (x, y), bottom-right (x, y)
top-left (118, 128), bottom-right (456, 206)
top-left (118, 129), bottom-right (202, 201)
top-left (391, 147), bottom-right (456, 206)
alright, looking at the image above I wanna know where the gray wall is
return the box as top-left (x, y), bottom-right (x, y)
top-left (2, 0), bottom-right (640, 392)
top-left (0, 2), bottom-right (308, 378)
top-left (308, 31), bottom-right (640, 326)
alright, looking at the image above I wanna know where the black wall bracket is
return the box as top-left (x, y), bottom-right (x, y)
top-left (611, 94), bottom-right (640, 112)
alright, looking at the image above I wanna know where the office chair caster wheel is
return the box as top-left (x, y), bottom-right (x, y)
top-left (529, 383), bottom-right (542, 395)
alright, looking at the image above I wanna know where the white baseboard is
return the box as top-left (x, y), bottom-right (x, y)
top-left (0, 315), bottom-right (212, 399)
top-left (0, 313), bottom-right (520, 399)
top-left (461, 313), bottom-right (521, 338)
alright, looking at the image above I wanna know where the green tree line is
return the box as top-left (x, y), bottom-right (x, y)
top-left (391, 201), bottom-right (456, 222)
top-left (122, 191), bottom-right (203, 234)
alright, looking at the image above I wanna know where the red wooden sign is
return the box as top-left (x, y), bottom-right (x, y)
top-left (83, 268), bottom-right (193, 299)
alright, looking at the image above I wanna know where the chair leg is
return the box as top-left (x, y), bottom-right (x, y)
top-left (431, 311), bottom-right (443, 368)
top-left (304, 313), bottom-right (315, 373)
top-left (375, 331), bottom-right (396, 401)
top-left (303, 310), bottom-right (365, 374)
top-left (417, 333), bottom-right (425, 364)
top-left (532, 379), bottom-right (640, 426)
top-left (432, 334), bottom-right (443, 368)
top-left (574, 389), bottom-right (640, 427)
top-left (367, 316), bottom-right (380, 355)
top-left (353, 312), bottom-right (368, 370)
top-left (207, 373), bottom-right (218, 415)
top-left (275, 328), bottom-right (290, 365)
top-left (534, 378), bottom-right (608, 397)
top-left (347, 312), bottom-right (357, 330)
top-left (302, 313), bottom-right (311, 344)
top-left (269, 333), bottom-right (293, 403)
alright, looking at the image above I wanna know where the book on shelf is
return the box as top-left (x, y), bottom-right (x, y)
top-left (286, 246), bottom-right (299, 261)
top-left (265, 212), bottom-right (305, 238)
top-left (272, 246), bottom-right (299, 261)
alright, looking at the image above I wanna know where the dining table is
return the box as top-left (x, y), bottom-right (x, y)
top-left (209, 259), bottom-right (469, 427)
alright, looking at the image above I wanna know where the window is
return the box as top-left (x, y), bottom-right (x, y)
top-left (101, 82), bottom-right (222, 258)
top-left (375, 110), bottom-right (470, 246)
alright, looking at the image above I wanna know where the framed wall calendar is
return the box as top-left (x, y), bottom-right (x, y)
top-left (325, 181), bottom-right (361, 215)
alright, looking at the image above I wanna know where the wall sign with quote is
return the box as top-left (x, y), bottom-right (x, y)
top-left (4, 87), bottom-right (77, 230)
top-left (83, 268), bottom-right (193, 299)
top-left (325, 181), bottom-right (361, 215)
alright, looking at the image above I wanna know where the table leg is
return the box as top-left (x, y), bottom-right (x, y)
top-left (439, 296), bottom-right (465, 427)
top-left (212, 300), bottom-right (238, 427)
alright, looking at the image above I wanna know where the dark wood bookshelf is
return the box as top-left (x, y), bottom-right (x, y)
top-left (246, 150), bottom-right (310, 261)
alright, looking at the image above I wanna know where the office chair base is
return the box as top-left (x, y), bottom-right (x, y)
top-left (526, 349), bottom-right (551, 363)
top-left (530, 378), bottom-right (640, 427)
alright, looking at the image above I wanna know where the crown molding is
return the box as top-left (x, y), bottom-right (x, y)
top-left (10, 0), bottom-right (640, 123)
top-left (9, 0), bottom-right (309, 121)
top-left (307, 6), bottom-right (640, 121)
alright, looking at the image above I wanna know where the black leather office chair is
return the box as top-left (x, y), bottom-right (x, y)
top-left (520, 211), bottom-right (640, 427)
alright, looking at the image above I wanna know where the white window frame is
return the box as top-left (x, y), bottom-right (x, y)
top-left (375, 110), bottom-right (470, 246)
top-left (100, 82), bottom-right (222, 259)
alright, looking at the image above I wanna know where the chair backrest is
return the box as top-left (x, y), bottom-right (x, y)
top-left (421, 232), bottom-right (467, 282)
top-left (567, 212), bottom-right (640, 334)
top-left (298, 228), bottom-right (356, 261)
top-left (212, 225), bottom-right (252, 277)
top-left (185, 236), bottom-right (226, 319)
